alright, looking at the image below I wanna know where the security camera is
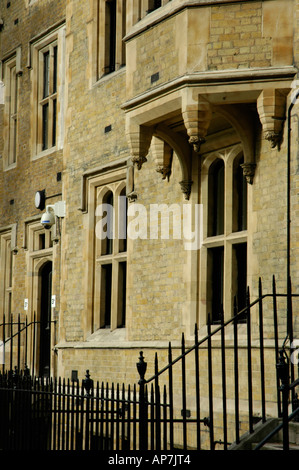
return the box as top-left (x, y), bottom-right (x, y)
top-left (41, 208), bottom-right (55, 230)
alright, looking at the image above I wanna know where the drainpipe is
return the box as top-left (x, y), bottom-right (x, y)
top-left (287, 88), bottom-right (299, 278)
top-left (286, 89), bottom-right (299, 399)
top-left (287, 98), bottom-right (296, 294)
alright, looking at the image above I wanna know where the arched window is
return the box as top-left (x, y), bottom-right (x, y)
top-left (95, 183), bottom-right (127, 330)
top-left (200, 147), bottom-right (248, 325)
top-left (208, 158), bottom-right (224, 237)
top-left (102, 190), bottom-right (114, 255)
top-left (233, 154), bottom-right (247, 232)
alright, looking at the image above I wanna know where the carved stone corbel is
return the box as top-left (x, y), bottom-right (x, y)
top-left (126, 120), bottom-right (154, 170)
top-left (257, 89), bottom-right (286, 150)
top-left (126, 164), bottom-right (138, 202)
top-left (151, 136), bottom-right (173, 180)
top-left (179, 180), bottom-right (193, 200)
top-left (182, 96), bottom-right (212, 153)
top-left (241, 162), bottom-right (256, 184)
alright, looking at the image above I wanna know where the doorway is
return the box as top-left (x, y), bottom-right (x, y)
top-left (39, 261), bottom-right (52, 377)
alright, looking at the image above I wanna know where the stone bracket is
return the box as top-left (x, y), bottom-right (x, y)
top-left (151, 136), bottom-right (173, 180)
top-left (257, 89), bottom-right (287, 149)
top-left (182, 94), bottom-right (212, 153)
top-left (126, 120), bottom-right (154, 170)
top-left (241, 162), bottom-right (256, 185)
top-left (179, 180), bottom-right (193, 200)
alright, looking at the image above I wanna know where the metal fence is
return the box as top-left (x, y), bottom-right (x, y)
top-left (0, 276), bottom-right (298, 450)
top-left (0, 313), bottom-right (55, 376)
top-left (0, 370), bottom-right (139, 451)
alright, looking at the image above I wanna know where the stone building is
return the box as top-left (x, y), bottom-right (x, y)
top-left (0, 0), bottom-right (298, 448)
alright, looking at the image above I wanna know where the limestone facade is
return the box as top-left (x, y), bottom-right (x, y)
top-left (0, 0), bottom-right (299, 445)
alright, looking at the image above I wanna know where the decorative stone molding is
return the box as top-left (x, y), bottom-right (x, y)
top-left (182, 96), bottom-right (212, 153)
top-left (126, 121), bottom-right (154, 170)
top-left (126, 191), bottom-right (138, 203)
top-left (179, 180), bottom-right (193, 200)
top-left (241, 162), bottom-right (256, 185)
top-left (131, 155), bottom-right (146, 170)
top-left (151, 136), bottom-right (173, 180)
top-left (257, 89), bottom-right (286, 149)
top-left (264, 130), bottom-right (282, 149)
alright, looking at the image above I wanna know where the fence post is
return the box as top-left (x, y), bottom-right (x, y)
top-left (276, 349), bottom-right (289, 451)
top-left (137, 351), bottom-right (147, 450)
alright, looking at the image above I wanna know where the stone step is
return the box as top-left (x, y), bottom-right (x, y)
top-left (253, 442), bottom-right (299, 450)
top-left (252, 421), bottom-right (299, 450)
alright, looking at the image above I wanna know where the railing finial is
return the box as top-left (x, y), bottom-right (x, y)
top-left (137, 351), bottom-right (147, 385)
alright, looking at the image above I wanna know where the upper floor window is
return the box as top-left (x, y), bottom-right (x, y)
top-left (97, 0), bottom-right (126, 78)
top-left (2, 53), bottom-right (20, 169)
top-left (29, 24), bottom-right (65, 158)
top-left (40, 42), bottom-right (58, 151)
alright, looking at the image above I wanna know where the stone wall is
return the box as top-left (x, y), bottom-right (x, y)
top-left (0, 0), bottom-right (65, 319)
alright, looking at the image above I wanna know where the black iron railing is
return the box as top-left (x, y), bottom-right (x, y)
top-left (136, 276), bottom-right (299, 450)
top-left (0, 370), bottom-right (139, 451)
top-left (254, 347), bottom-right (299, 450)
top-left (0, 276), bottom-right (298, 450)
top-left (0, 313), bottom-right (56, 377)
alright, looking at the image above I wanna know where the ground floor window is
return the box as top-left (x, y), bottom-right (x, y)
top-left (200, 145), bottom-right (248, 324)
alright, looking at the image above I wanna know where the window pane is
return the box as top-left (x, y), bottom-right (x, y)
top-left (208, 246), bottom-right (224, 324)
top-left (208, 159), bottom-right (224, 236)
top-left (53, 45), bottom-right (58, 94)
top-left (52, 98), bottom-right (57, 147)
top-left (8, 65), bottom-right (17, 165)
top-left (102, 192), bottom-right (114, 255)
top-left (43, 51), bottom-right (50, 98)
top-left (233, 243), bottom-right (247, 322)
top-left (101, 264), bottom-right (112, 328)
top-left (118, 261), bottom-right (127, 327)
top-left (118, 192), bottom-right (127, 253)
top-left (234, 156), bottom-right (247, 232)
top-left (105, 0), bottom-right (116, 73)
top-left (42, 103), bottom-right (49, 150)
